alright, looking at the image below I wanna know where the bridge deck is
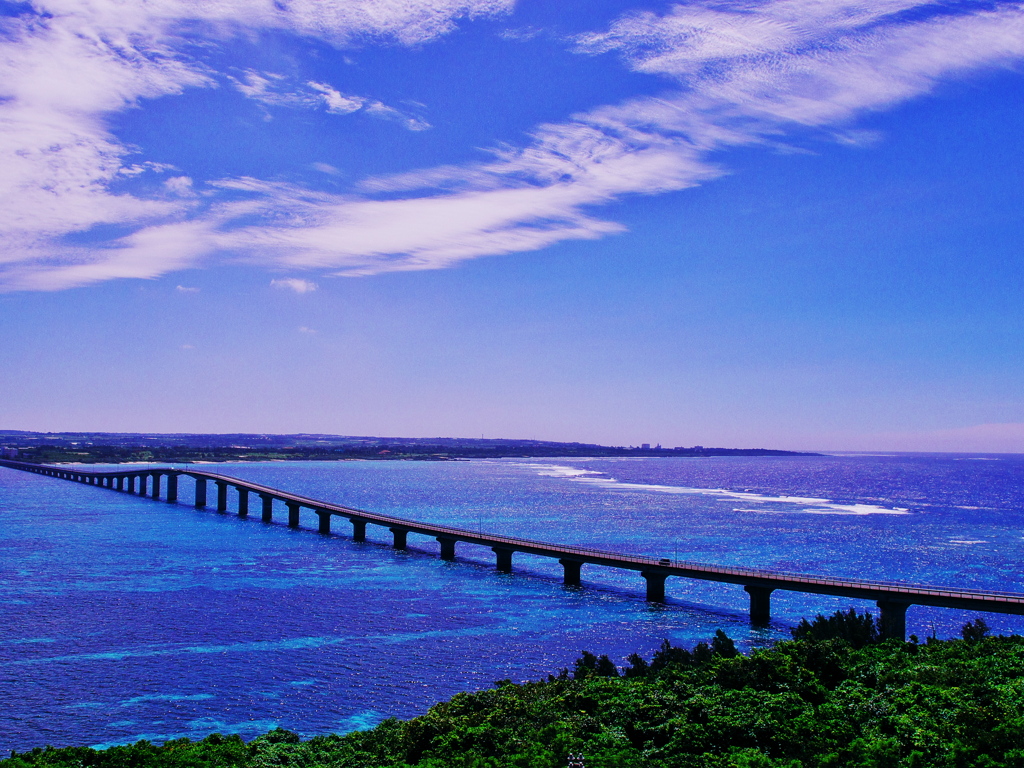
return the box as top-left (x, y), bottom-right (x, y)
top-left (4, 459), bottom-right (1024, 629)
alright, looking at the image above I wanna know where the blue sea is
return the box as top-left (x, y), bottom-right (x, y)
top-left (3, 453), bottom-right (1024, 754)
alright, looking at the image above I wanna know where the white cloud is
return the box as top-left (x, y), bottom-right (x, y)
top-left (232, 77), bottom-right (433, 130)
top-left (175, 284), bottom-right (200, 293)
top-left (308, 81), bottom-right (365, 114)
top-left (175, 2), bottom-right (1024, 278)
top-left (0, 0), bottom-right (509, 291)
top-left (3, 0), bottom-right (1024, 290)
top-left (270, 277), bottom-right (318, 293)
top-left (206, 125), bottom-right (703, 274)
top-left (575, 2), bottom-right (1024, 133)
top-left (229, 71), bottom-right (308, 108)
top-left (298, 326), bottom-right (317, 334)
top-left (311, 162), bottom-right (342, 175)
top-left (362, 99), bottom-right (431, 131)
top-left (164, 176), bottom-right (196, 196)
top-left (3, 220), bottom-right (217, 291)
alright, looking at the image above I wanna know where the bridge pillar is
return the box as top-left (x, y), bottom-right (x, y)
top-left (116, 476), bottom-right (124, 491)
top-left (391, 527), bottom-right (408, 549)
top-left (744, 585), bottom-right (775, 625)
top-left (138, 474), bottom-right (148, 497)
top-left (216, 481), bottom-right (228, 512)
top-left (493, 547), bottom-right (513, 573)
top-left (877, 600), bottom-right (910, 641)
top-left (317, 511), bottom-right (332, 534)
top-left (236, 487), bottom-right (249, 518)
top-left (151, 473), bottom-right (161, 499)
top-left (194, 477), bottom-right (207, 508)
top-left (560, 559), bottom-right (583, 586)
top-left (287, 501), bottom-right (301, 528)
top-left (350, 518), bottom-right (367, 542)
top-left (437, 537), bottom-right (456, 560)
top-left (642, 572), bottom-right (667, 602)
top-left (260, 494), bottom-right (273, 522)
top-left (166, 474), bottom-right (177, 503)
top-left (127, 475), bottom-right (136, 494)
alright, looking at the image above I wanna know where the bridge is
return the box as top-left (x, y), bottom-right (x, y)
top-left (4, 457), bottom-right (1024, 640)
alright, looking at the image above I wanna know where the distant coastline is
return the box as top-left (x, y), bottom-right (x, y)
top-left (0, 430), bottom-right (818, 464)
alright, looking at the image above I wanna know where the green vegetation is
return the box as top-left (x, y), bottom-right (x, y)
top-left (6, 614), bottom-right (1023, 768)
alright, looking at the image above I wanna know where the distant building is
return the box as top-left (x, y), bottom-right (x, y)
top-left (1, 447), bottom-right (18, 458)
top-left (641, 443), bottom-right (650, 450)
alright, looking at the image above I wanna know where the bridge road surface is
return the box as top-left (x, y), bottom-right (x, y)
top-left (5, 458), bottom-right (1024, 639)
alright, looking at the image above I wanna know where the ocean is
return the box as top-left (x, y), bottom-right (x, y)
top-left (2, 453), bottom-right (1023, 753)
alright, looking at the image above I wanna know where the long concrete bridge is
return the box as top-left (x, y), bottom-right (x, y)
top-left (4, 457), bottom-right (1024, 640)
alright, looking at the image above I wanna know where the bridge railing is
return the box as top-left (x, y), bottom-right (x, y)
top-left (7, 459), bottom-right (1024, 606)
top-left (181, 468), bottom-right (1024, 603)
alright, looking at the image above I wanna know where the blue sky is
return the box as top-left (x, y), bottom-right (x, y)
top-left (1, 0), bottom-right (1023, 452)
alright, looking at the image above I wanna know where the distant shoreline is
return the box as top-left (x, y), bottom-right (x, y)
top-left (0, 429), bottom-right (818, 464)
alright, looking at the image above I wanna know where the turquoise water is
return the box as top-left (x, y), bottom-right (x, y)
top-left (2, 454), bottom-right (1024, 753)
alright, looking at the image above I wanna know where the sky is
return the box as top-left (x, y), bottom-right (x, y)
top-left (1, 0), bottom-right (1023, 452)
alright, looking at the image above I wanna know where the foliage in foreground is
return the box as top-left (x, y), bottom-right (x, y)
top-left (6, 616), bottom-right (1024, 768)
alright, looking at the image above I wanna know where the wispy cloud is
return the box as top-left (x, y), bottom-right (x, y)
top-left (0, 0), bottom-right (508, 291)
top-left (311, 162), bottom-right (342, 176)
top-left (228, 72), bottom-right (429, 129)
top-left (575, 1), bottom-right (1024, 132)
top-left (182, 1), bottom-right (1024, 278)
top-left (308, 81), bottom-right (431, 130)
top-left (2, 1), bottom-right (1024, 290)
top-left (203, 126), bottom-right (699, 275)
top-left (175, 285), bottom-right (200, 293)
top-left (271, 277), bottom-right (318, 294)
